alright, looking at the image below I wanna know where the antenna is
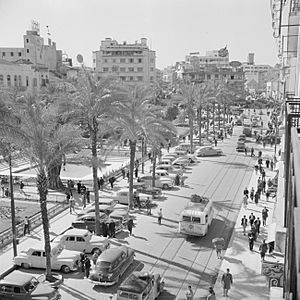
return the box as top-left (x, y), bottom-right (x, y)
top-left (46, 25), bottom-right (51, 36)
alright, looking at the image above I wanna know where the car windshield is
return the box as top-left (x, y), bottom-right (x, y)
top-left (96, 261), bottom-right (111, 271)
top-left (23, 278), bottom-right (39, 292)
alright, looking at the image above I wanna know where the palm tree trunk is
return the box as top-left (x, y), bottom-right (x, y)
top-left (189, 116), bottom-right (193, 153)
top-left (47, 159), bottom-right (63, 190)
top-left (206, 104), bottom-right (209, 140)
top-left (218, 103), bottom-right (221, 131)
top-left (223, 104), bottom-right (226, 128)
top-left (129, 140), bottom-right (136, 209)
top-left (198, 106), bottom-right (202, 146)
top-left (91, 124), bottom-right (101, 236)
top-left (212, 102), bottom-right (215, 137)
top-left (152, 152), bottom-right (156, 187)
top-left (141, 138), bottom-right (144, 174)
top-left (37, 170), bottom-right (51, 279)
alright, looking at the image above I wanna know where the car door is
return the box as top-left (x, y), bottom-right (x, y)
top-left (30, 250), bottom-right (43, 268)
top-left (76, 236), bottom-right (87, 251)
top-left (64, 236), bottom-right (77, 251)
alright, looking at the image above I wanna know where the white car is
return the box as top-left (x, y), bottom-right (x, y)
top-left (195, 146), bottom-right (223, 157)
top-left (139, 174), bottom-right (174, 189)
top-left (112, 188), bottom-right (150, 205)
top-left (51, 228), bottom-right (110, 254)
top-left (162, 154), bottom-right (178, 161)
top-left (172, 157), bottom-right (191, 168)
top-left (155, 169), bottom-right (176, 179)
top-left (13, 245), bottom-right (81, 273)
top-left (154, 163), bottom-right (173, 171)
top-left (77, 204), bottom-right (113, 217)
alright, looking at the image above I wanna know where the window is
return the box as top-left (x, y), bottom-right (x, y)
top-left (93, 58), bottom-right (96, 63)
top-left (137, 76), bottom-right (143, 81)
top-left (120, 58), bottom-right (126, 63)
top-left (14, 75), bottom-right (17, 86)
top-left (129, 58), bottom-right (134, 63)
top-left (7, 75), bottom-right (11, 86)
top-left (26, 49), bottom-right (29, 53)
top-left (104, 59), bottom-right (108, 63)
top-left (18, 52), bottom-right (22, 57)
top-left (33, 78), bottom-right (37, 87)
top-left (26, 38), bottom-right (29, 43)
top-left (112, 59), bottom-right (116, 63)
top-left (138, 58), bottom-right (142, 63)
top-left (0, 75), bottom-right (3, 85)
top-left (120, 76), bottom-right (126, 81)
top-left (66, 236), bottom-right (75, 241)
top-left (192, 217), bottom-right (201, 223)
top-left (14, 287), bottom-right (21, 293)
top-left (137, 67), bottom-right (143, 72)
top-left (231, 75), bottom-right (234, 80)
top-left (214, 74), bottom-right (219, 79)
top-left (32, 251), bottom-right (41, 256)
top-left (10, 52), bottom-right (14, 57)
top-left (26, 76), bottom-right (29, 87)
top-left (207, 74), bottom-right (211, 80)
top-left (120, 67), bottom-right (126, 72)
top-left (77, 237), bottom-right (85, 242)
top-left (150, 76), bottom-right (154, 81)
top-left (129, 76), bottom-right (134, 81)
top-left (128, 67), bottom-right (134, 72)
top-left (150, 67), bottom-right (154, 72)
top-left (2, 52), bottom-right (5, 57)
top-left (103, 67), bottom-right (109, 72)
top-left (150, 58), bottom-right (154, 63)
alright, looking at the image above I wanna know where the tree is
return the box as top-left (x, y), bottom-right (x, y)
top-left (114, 85), bottom-right (175, 207)
top-left (0, 93), bottom-right (81, 280)
top-left (165, 105), bottom-right (179, 121)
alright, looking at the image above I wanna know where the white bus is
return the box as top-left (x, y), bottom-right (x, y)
top-left (179, 196), bottom-right (213, 236)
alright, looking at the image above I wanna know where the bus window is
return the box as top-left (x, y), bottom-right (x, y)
top-left (192, 217), bottom-right (201, 223)
top-left (182, 216), bottom-right (191, 222)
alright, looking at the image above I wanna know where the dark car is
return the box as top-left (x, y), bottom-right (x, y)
top-left (0, 271), bottom-right (61, 300)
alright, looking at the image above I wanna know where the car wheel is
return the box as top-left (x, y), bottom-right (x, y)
top-left (162, 184), bottom-right (169, 190)
top-left (22, 263), bottom-right (30, 269)
top-left (61, 265), bottom-right (71, 273)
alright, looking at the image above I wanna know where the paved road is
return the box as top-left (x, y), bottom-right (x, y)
top-left (5, 125), bottom-right (257, 300)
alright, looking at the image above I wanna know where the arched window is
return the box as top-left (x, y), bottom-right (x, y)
top-left (14, 75), bottom-right (18, 86)
top-left (18, 75), bottom-right (22, 86)
top-left (7, 75), bottom-right (11, 86)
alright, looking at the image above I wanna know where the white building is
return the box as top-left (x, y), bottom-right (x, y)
top-left (93, 38), bottom-right (156, 86)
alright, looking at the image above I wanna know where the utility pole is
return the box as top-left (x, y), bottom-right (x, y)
top-left (8, 154), bottom-right (18, 257)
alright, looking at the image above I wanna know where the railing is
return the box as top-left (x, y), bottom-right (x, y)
top-left (0, 202), bottom-right (67, 249)
top-left (283, 99), bottom-right (300, 300)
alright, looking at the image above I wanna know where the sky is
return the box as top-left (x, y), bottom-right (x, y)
top-left (0, 0), bottom-right (279, 69)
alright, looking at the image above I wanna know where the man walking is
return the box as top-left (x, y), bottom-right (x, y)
top-left (69, 196), bottom-right (75, 214)
top-left (262, 207), bottom-right (269, 226)
top-left (248, 231), bottom-right (255, 251)
top-left (221, 268), bottom-right (233, 297)
top-left (254, 217), bottom-right (261, 235)
top-left (259, 240), bottom-right (268, 261)
top-left (20, 180), bottom-right (25, 194)
top-left (251, 147), bottom-right (255, 157)
top-left (127, 218), bottom-right (134, 236)
top-left (241, 215), bottom-right (248, 235)
top-left (249, 213), bottom-right (256, 227)
top-left (185, 285), bottom-right (194, 300)
top-left (158, 208), bottom-right (163, 225)
top-left (23, 216), bottom-right (30, 235)
top-left (84, 256), bottom-right (91, 279)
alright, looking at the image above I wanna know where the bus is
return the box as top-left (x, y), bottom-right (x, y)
top-left (178, 196), bottom-right (213, 236)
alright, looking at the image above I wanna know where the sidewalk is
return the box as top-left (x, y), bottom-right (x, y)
top-left (215, 145), bottom-right (280, 299)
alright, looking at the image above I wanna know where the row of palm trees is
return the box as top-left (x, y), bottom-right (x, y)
top-left (0, 71), bottom-right (176, 279)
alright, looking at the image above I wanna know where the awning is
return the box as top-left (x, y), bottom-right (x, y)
top-left (266, 222), bottom-right (276, 243)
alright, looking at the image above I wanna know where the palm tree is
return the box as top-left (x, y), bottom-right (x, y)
top-left (64, 71), bottom-right (120, 235)
top-left (0, 93), bottom-right (81, 280)
top-left (114, 85), bottom-right (175, 207)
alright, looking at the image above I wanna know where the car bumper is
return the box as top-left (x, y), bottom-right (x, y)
top-left (88, 279), bottom-right (116, 286)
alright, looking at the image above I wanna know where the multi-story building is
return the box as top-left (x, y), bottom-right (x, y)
top-left (93, 38), bottom-right (156, 86)
top-left (0, 25), bottom-right (63, 92)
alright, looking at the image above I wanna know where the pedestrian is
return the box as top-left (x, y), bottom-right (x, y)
top-left (80, 250), bottom-right (87, 272)
top-left (254, 165), bottom-right (259, 175)
top-left (175, 174), bottom-right (180, 186)
top-left (69, 196), bottom-right (75, 214)
top-left (84, 256), bottom-right (91, 279)
top-left (77, 181), bottom-right (82, 194)
top-left (265, 191), bottom-right (270, 202)
top-left (261, 169), bottom-right (266, 181)
top-left (243, 194), bottom-right (248, 209)
top-left (134, 167), bottom-right (138, 178)
top-left (258, 150), bottom-right (262, 158)
top-left (254, 217), bottom-right (261, 235)
top-left (1, 184), bottom-right (5, 197)
top-left (23, 216), bottom-right (30, 235)
top-left (158, 208), bottom-right (163, 225)
top-left (214, 138), bottom-right (217, 147)
top-left (243, 187), bottom-right (249, 198)
top-left (65, 191), bottom-right (71, 204)
top-left (266, 159), bottom-right (270, 168)
top-left (244, 147), bottom-right (248, 156)
top-left (221, 268), bottom-right (233, 298)
top-left (248, 231), bottom-right (255, 251)
top-left (126, 171), bottom-right (130, 182)
top-left (20, 180), bottom-right (24, 193)
top-left (110, 220), bottom-right (116, 237)
top-left (214, 240), bottom-right (224, 259)
top-left (241, 215), bottom-right (248, 235)
top-left (251, 147), bottom-right (255, 157)
top-left (263, 140), bottom-right (266, 148)
top-left (99, 177), bottom-right (104, 190)
top-left (270, 160), bottom-right (274, 171)
top-left (102, 222), bottom-right (108, 237)
top-left (108, 176), bottom-right (115, 189)
top-left (185, 285), bottom-right (194, 300)
top-left (80, 184), bottom-right (86, 195)
top-left (146, 197), bottom-right (152, 215)
top-left (121, 168), bottom-right (125, 179)
top-left (250, 187), bottom-right (254, 202)
top-left (254, 191), bottom-right (259, 205)
top-left (82, 193), bottom-right (86, 209)
top-left (262, 206), bottom-right (269, 226)
top-left (259, 240), bottom-right (268, 261)
top-left (206, 286), bottom-right (216, 300)
top-left (249, 213), bottom-right (256, 227)
top-left (127, 218), bottom-right (134, 236)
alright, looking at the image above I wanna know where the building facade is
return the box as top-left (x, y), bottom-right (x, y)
top-left (0, 26), bottom-right (63, 92)
top-left (93, 38), bottom-right (156, 86)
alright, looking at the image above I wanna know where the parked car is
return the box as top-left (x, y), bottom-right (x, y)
top-left (139, 175), bottom-right (174, 190)
top-left (112, 188), bottom-right (150, 205)
top-left (135, 185), bottom-right (162, 198)
top-left (0, 271), bottom-right (61, 300)
top-left (109, 210), bottom-right (130, 226)
top-left (195, 146), bottom-right (223, 157)
top-left (89, 246), bottom-right (135, 286)
top-left (98, 198), bottom-right (118, 210)
top-left (71, 213), bottom-right (106, 231)
top-left (13, 245), bottom-right (81, 273)
top-left (174, 143), bottom-right (191, 152)
top-left (173, 149), bottom-right (188, 156)
top-left (51, 228), bottom-right (110, 254)
top-left (76, 204), bottom-right (113, 218)
top-left (172, 157), bottom-right (191, 168)
top-left (155, 169), bottom-right (176, 179)
top-left (153, 163), bottom-right (173, 172)
top-left (236, 141), bottom-right (246, 152)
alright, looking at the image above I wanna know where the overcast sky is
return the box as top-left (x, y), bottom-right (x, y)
top-left (0, 0), bottom-right (278, 69)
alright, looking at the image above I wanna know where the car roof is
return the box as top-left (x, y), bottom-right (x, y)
top-left (0, 271), bottom-right (36, 285)
top-left (62, 228), bottom-right (90, 236)
top-left (99, 246), bottom-right (129, 262)
top-left (118, 271), bottom-right (153, 294)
